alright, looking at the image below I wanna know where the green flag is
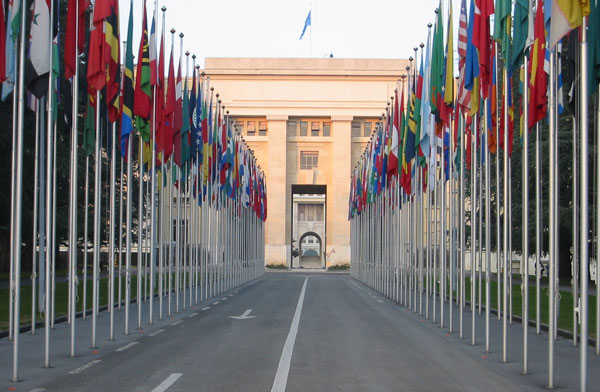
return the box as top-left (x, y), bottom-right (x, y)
top-left (493, 0), bottom-right (511, 65)
top-left (512, 0), bottom-right (529, 70)
top-left (83, 95), bottom-right (95, 156)
top-left (429, 4), bottom-right (444, 118)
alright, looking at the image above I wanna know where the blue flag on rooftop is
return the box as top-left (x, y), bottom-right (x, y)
top-left (299, 10), bottom-right (311, 40)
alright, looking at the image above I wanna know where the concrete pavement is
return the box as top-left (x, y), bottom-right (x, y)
top-left (1, 271), bottom-right (598, 391)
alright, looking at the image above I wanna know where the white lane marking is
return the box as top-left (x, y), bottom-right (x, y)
top-left (116, 341), bottom-right (139, 352)
top-left (377, 299), bottom-right (384, 303)
top-left (69, 360), bottom-right (101, 375)
top-left (149, 329), bottom-right (165, 337)
top-left (212, 301), bottom-right (220, 305)
top-left (221, 297), bottom-right (228, 301)
top-left (170, 320), bottom-right (182, 326)
top-left (201, 306), bottom-right (211, 311)
top-left (150, 373), bottom-right (183, 392)
top-left (228, 294), bottom-right (234, 297)
top-left (29, 389), bottom-right (46, 392)
top-left (271, 277), bottom-right (308, 392)
top-left (229, 309), bottom-right (256, 320)
top-left (188, 312), bottom-right (198, 318)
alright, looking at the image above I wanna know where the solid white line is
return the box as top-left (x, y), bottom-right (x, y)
top-left (271, 277), bottom-right (308, 392)
top-left (188, 312), bottom-right (198, 318)
top-left (170, 320), bottom-right (182, 326)
top-left (150, 373), bottom-right (183, 392)
top-left (201, 306), bottom-right (211, 311)
top-left (149, 329), bottom-right (165, 337)
top-left (116, 341), bottom-right (139, 352)
top-left (69, 360), bottom-right (101, 375)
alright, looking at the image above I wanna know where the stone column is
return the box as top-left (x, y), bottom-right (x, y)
top-left (328, 116), bottom-right (352, 266)
top-left (265, 115), bottom-right (288, 266)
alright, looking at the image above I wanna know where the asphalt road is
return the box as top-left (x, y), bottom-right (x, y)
top-left (1, 271), bottom-right (598, 391)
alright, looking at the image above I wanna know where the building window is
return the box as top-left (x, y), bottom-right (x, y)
top-left (323, 122), bottom-right (331, 137)
top-left (247, 121), bottom-right (256, 136)
top-left (300, 151), bottom-right (318, 170)
top-left (234, 121), bottom-right (243, 134)
top-left (297, 204), bottom-right (324, 222)
top-left (298, 204), bottom-right (305, 221)
top-left (351, 121), bottom-right (361, 137)
top-left (258, 121), bottom-right (267, 136)
top-left (299, 121), bottom-right (308, 136)
top-left (287, 121), bottom-right (297, 137)
top-left (315, 204), bottom-right (323, 221)
top-left (311, 122), bottom-right (320, 137)
top-left (363, 121), bottom-right (372, 137)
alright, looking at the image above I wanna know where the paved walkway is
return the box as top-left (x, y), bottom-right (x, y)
top-left (0, 272), bottom-right (598, 391)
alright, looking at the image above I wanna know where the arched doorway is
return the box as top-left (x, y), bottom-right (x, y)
top-left (299, 231), bottom-right (323, 268)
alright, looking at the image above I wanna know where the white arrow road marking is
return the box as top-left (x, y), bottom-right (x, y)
top-left (229, 309), bottom-right (256, 320)
top-left (150, 373), bottom-right (183, 392)
top-left (69, 360), bottom-right (101, 375)
top-left (116, 341), bottom-right (139, 352)
top-left (149, 329), bottom-right (165, 337)
top-left (271, 277), bottom-right (308, 392)
top-left (201, 306), bottom-right (211, 311)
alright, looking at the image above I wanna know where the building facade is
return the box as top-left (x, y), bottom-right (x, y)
top-left (203, 58), bottom-right (408, 267)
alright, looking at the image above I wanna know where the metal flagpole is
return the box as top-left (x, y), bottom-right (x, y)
top-left (92, 89), bottom-right (102, 349)
top-left (522, 56), bottom-right (529, 373)
top-left (478, 127), bottom-right (483, 316)
top-left (485, 97), bottom-right (491, 353)
top-left (572, 113), bottom-right (578, 346)
top-left (495, 42), bottom-right (501, 321)
top-left (11, 0), bottom-right (27, 379)
top-left (150, 57), bottom-right (158, 326)
top-left (119, 155), bottom-right (124, 309)
top-left (51, 122), bottom-right (57, 329)
top-left (578, 15), bottom-right (589, 391)
top-left (597, 83), bottom-right (600, 357)
top-left (548, 48), bottom-right (556, 387)
top-left (137, 136), bottom-right (144, 329)
top-left (502, 67), bottom-right (509, 363)
top-left (168, 159), bottom-right (173, 316)
top-left (109, 122), bottom-right (116, 340)
top-left (460, 112), bottom-right (465, 339)
top-left (83, 156), bottom-right (89, 319)
top-left (44, 18), bottom-right (55, 365)
top-left (471, 112), bottom-right (477, 346)
top-left (8, 34), bottom-right (17, 344)
top-left (68, 0), bottom-right (80, 357)
top-left (535, 122), bottom-right (541, 335)
top-left (125, 125), bottom-right (134, 335)
top-left (449, 109), bottom-right (454, 333)
top-left (32, 99), bottom-right (40, 335)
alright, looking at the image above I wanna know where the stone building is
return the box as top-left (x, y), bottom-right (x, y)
top-left (203, 57), bottom-right (408, 267)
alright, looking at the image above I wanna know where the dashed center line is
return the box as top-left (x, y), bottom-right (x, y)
top-left (116, 341), bottom-right (139, 352)
top-left (170, 320), bottom-right (182, 326)
top-left (201, 306), bottom-right (211, 311)
top-left (188, 312), bottom-right (198, 318)
top-left (150, 373), bottom-right (183, 392)
top-left (69, 360), bottom-right (101, 375)
top-left (149, 329), bottom-right (165, 337)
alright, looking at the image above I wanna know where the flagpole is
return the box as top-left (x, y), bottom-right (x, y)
top-left (495, 43), bottom-right (501, 321)
top-left (535, 121), bottom-right (541, 335)
top-left (83, 155), bottom-right (89, 320)
top-left (109, 121), bottom-right (116, 340)
top-left (150, 46), bottom-right (158, 326)
top-left (32, 98), bottom-right (40, 337)
top-left (572, 111), bottom-right (578, 346)
top-left (471, 111), bottom-right (477, 346)
top-left (548, 48), bottom-right (556, 387)
top-left (522, 56), bottom-right (529, 374)
top-left (125, 121), bottom-right (133, 335)
top-left (44, 9), bottom-right (55, 365)
top-left (459, 112), bottom-right (465, 339)
top-left (137, 134), bottom-right (144, 329)
top-left (502, 67), bottom-right (509, 364)
top-left (91, 88), bottom-right (102, 349)
top-left (579, 15), bottom-right (589, 392)
top-left (485, 96), bottom-right (491, 353)
top-left (119, 154), bottom-right (124, 310)
top-left (11, 0), bottom-right (28, 379)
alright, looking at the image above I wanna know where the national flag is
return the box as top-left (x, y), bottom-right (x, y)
top-left (2, 0), bottom-right (21, 100)
top-left (149, 8), bottom-right (157, 86)
top-left (443, 1), bottom-right (454, 106)
top-left (528, 0), bottom-right (548, 128)
top-left (464, 0), bottom-right (480, 115)
top-left (493, 0), bottom-right (511, 65)
top-left (457, 0), bottom-right (471, 111)
top-left (499, 69), bottom-right (514, 156)
top-left (120, 0), bottom-right (134, 156)
top-left (64, 0), bottom-right (88, 80)
top-left (473, 0), bottom-right (494, 96)
top-left (172, 51), bottom-right (183, 166)
top-left (549, 0), bottom-right (590, 48)
top-left (589, 0), bottom-right (600, 94)
top-left (103, 0), bottom-right (120, 123)
top-left (299, 9), bottom-right (311, 40)
top-left (83, 93), bottom-right (96, 156)
top-left (134, 0), bottom-right (151, 142)
top-left (488, 50), bottom-right (498, 153)
top-left (163, 36), bottom-right (175, 162)
top-left (512, 0), bottom-right (530, 70)
top-left (26, 0), bottom-right (54, 98)
top-left (0, 0), bottom-right (6, 84)
top-left (429, 3), bottom-right (444, 119)
top-left (155, 26), bottom-right (165, 157)
top-left (387, 88), bottom-right (399, 177)
top-left (181, 59), bottom-right (191, 171)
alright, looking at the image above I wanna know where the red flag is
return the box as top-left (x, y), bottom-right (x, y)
top-left (163, 39), bottom-right (176, 162)
top-left (134, 1), bottom-right (151, 119)
top-left (528, 0), bottom-right (547, 128)
top-left (473, 0), bottom-right (494, 97)
top-left (155, 30), bottom-right (165, 157)
top-left (64, 0), bottom-right (88, 80)
top-left (172, 52), bottom-right (183, 165)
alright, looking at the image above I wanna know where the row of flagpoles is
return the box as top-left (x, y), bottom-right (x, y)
top-left (349, 0), bottom-right (598, 390)
top-left (5, 0), bottom-right (267, 382)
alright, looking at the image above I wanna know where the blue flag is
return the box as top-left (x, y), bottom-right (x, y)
top-left (299, 10), bottom-right (311, 40)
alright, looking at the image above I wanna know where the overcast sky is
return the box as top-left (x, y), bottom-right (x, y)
top-left (118, 0), bottom-right (463, 70)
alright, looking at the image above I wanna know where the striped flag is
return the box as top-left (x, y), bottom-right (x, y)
top-left (457, 0), bottom-right (471, 111)
top-left (120, 0), bottom-right (134, 156)
top-left (134, 0), bottom-right (151, 142)
top-left (549, 0), bottom-right (590, 48)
